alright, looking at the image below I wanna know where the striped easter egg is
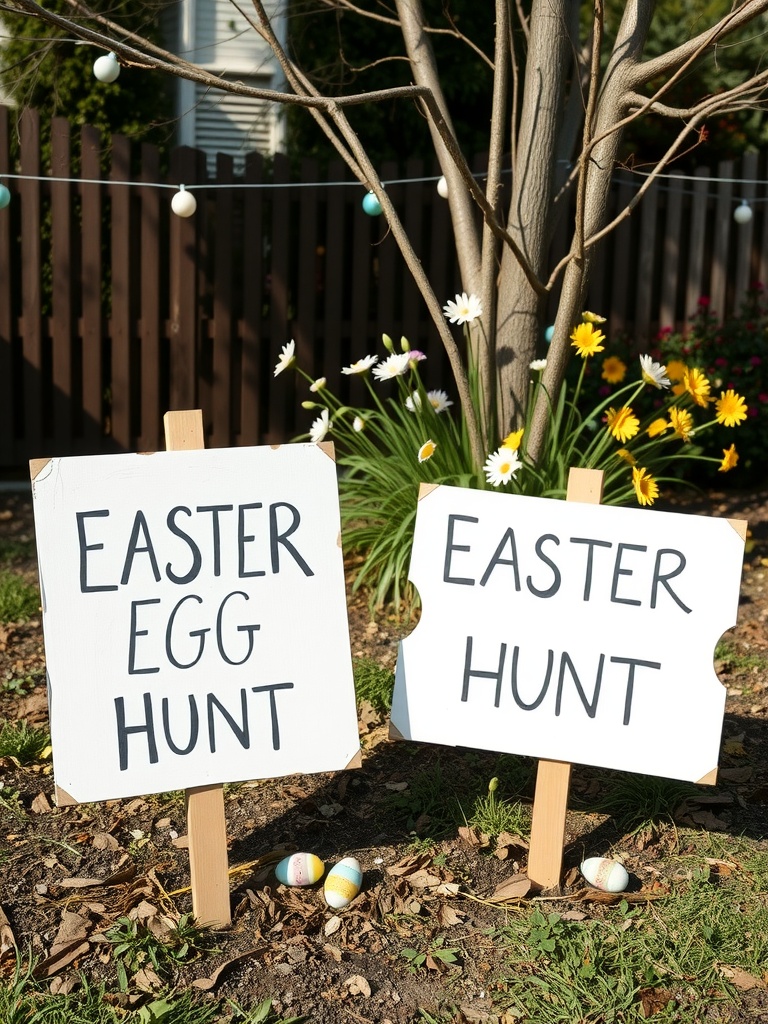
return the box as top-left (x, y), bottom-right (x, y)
top-left (580, 857), bottom-right (629, 893)
top-left (323, 856), bottom-right (362, 909)
top-left (274, 852), bottom-right (325, 887)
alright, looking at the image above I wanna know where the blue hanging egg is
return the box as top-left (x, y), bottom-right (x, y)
top-left (544, 325), bottom-right (555, 344)
top-left (0, 185), bottom-right (10, 210)
top-left (362, 191), bottom-right (383, 217)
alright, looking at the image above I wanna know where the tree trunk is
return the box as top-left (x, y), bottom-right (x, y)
top-left (494, 0), bottom-right (578, 435)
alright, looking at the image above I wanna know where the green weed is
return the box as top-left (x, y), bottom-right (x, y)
top-left (353, 657), bottom-right (394, 712)
top-left (105, 913), bottom-right (213, 987)
top-left (400, 935), bottom-right (461, 974)
top-left (0, 719), bottom-right (51, 764)
top-left (0, 952), bottom-right (119, 1022)
top-left (0, 571), bottom-right (40, 623)
top-left (466, 776), bottom-right (530, 841)
top-left (226, 996), bottom-right (306, 1022)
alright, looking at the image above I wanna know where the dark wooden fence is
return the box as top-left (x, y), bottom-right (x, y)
top-left (1, 104), bottom-right (766, 468)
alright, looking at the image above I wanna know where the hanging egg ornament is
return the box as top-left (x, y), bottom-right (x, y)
top-left (362, 191), bottom-right (383, 217)
top-left (544, 324), bottom-right (555, 344)
top-left (733, 201), bottom-right (753, 225)
top-left (324, 856), bottom-right (362, 909)
top-left (0, 184), bottom-right (10, 210)
top-left (437, 175), bottom-right (449, 199)
top-left (93, 52), bottom-right (121, 83)
top-left (274, 852), bottom-right (325, 887)
top-left (171, 186), bottom-right (197, 218)
top-left (580, 857), bottom-right (629, 893)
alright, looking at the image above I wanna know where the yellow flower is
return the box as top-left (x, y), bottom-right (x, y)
top-left (718, 444), bottom-right (739, 472)
top-left (632, 466), bottom-right (659, 507)
top-left (605, 406), bottom-right (640, 443)
top-left (647, 417), bottom-right (669, 438)
top-left (582, 310), bottom-right (607, 324)
top-left (665, 359), bottom-right (687, 383)
top-left (616, 448), bottom-right (637, 466)
top-left (570, 322), bottom-right (606, 358)
top-left (501, 428), bottom-right (524, 451)
top-left (683, 367), bottom-right (712, 407)
top-left (715, 390), bottom-right (748, 427)
top-left (601, 356), bottom-right (627, 384)
top-left (418, 439), bottom-right (437, 463)
top-left (669, 406), bottom-right (694, 442)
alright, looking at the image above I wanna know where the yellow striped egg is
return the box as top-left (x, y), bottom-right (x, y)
top-left (274, 852), bottom-right (325, 887)
top-left (323, 856), bottom-right (362, 909)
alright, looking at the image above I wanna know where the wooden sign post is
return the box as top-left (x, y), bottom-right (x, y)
top-left (164, 410), bottom-right (231, 927)
top-left (29, 416), bottom-right (362, 931)
top-left (526, 467), bottom-right (603, 890)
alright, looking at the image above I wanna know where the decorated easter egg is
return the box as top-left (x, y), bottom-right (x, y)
top-left (580, 857), bottom-right (629, 893)
top-left (274, 852), bottom-right (325, 887)
top-left (324, 856), bottom-right (362, 909)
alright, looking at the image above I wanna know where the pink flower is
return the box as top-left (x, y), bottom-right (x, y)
top-left (750, 356), bottom-right (762, 367)
top-left (715, 357), bottom-right (728, 368)
top-left (758, 393), bottom-right (768, 404)
top-left (698, 296), bottom-right (711, 307)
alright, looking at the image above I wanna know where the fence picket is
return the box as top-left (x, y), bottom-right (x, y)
top-left (19, 108), bottom-right (43, 459)
top-left (0, 106), bottom-right (12, 464)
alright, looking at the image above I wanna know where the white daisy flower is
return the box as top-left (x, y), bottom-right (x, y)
top-left (273, 339), bottom-right (296, 377)
top-left (309, 408), bottom-right (330, 443)
top-left (530, 358), bottom-right (547, 372)
top-left (341, 355), bottom-right (378, 375)
top-left (372, 352), bottom-right (411, 381)
top-left (443, 292), bottom-right (483, 325)
top-left (418, 439), bottom-right (437, 463)
top-left (639, 354), bottom-right (671, 389)
top-left (309, 376), bottom-right (326, 392)
top-left (405, 389), bottom-right (453, 414)
top-left (353, 415), bottom-right (365, 432)
top-left (484, 447), bottom-right (521, 487)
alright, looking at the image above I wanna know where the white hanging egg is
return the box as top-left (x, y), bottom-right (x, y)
top-left (323, 856), bottom-right (362, 909)
top-left (436, 175), bottom-right (448, 198)
top-left (93, 52), bottom-right (120, 83)
top-left (580, 857), bottom-right (629, 893)
top-left (274, 852), bottom-right (325, 887)
top-left (171, 188), bottom-right (197, 218)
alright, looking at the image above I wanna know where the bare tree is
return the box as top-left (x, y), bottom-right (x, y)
top-left (3, 0), bottom-right (768, 465)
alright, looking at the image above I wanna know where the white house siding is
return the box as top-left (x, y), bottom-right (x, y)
top-left (169, 0), bottom-right (287, 168)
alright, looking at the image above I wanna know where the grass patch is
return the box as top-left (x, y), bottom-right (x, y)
top-left (0, 719), bottom-right (51, 764)
top-left (589, 770), bottom-right (698, 834)
top-left (353, 657), bottom-right (394, 712)
top-left (0, 535), bottom-right (36, 563)
top-left (493, 867), bottom-right (768, 1022)
top-left (0, 571), bottom-right (40, 623)
top-left (715, 638), bottom-right (768, 672)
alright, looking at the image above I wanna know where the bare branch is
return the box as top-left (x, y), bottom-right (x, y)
top-left (310, 0), bottom-right (495, 68)
top-left (631, 1), bottom-right (768, 87)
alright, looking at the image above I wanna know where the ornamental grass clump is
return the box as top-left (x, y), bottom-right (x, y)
top-left (277, 300), bottom-right (748, 611)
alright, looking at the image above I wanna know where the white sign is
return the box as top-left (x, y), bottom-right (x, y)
top-left (391, 484), bottom-right (746, 783)
top-left (31, 444), bottom-right (361, 804)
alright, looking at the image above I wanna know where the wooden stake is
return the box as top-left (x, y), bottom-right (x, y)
top-left (163, 410), bottom-right (232, 928)
top-left (526, 467), bottom-right (605, 890)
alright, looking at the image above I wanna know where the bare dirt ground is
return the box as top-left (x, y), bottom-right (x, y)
top-left (0, 484), bottom-right (766, 1022)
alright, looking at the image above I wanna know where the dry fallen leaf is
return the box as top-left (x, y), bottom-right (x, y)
top-left (191, 947), bottom-right (267, 991)
top-left (487, 873), bottom-right (531, 904)
top-left (720, 965), bottom-right (765, 991)
top-left (344, 974), bottom-right (371, 997)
